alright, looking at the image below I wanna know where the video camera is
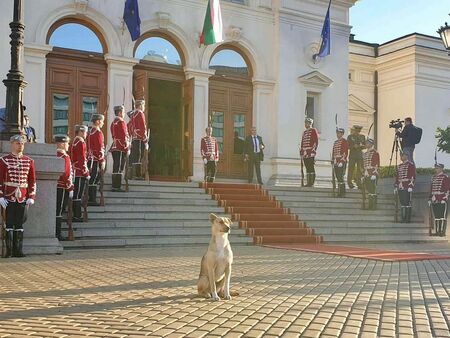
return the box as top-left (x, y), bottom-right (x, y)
top-left (389, 119), bottom-right (404, 129)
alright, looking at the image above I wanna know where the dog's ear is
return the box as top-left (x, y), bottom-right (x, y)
top-left (209, 213), bottom-right (218, 222)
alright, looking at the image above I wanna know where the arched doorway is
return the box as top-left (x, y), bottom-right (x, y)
top-left (45, 20), bottom-right (108, 142)
top-left (133, 33), bottom-right (192, 180)
top-left (209, 46), bottom-right (253, 178)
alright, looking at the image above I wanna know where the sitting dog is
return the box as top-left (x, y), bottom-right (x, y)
top-left (197, 213), bottom-right (234, 301)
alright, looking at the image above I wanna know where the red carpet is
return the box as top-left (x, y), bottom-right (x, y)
top-left (201, 183), bottom-right (322, 245)
top-left (263, 244), bottom-right (450, 262)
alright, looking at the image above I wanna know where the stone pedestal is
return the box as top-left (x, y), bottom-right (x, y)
top-left (0, 141), bottom-right (63, 254)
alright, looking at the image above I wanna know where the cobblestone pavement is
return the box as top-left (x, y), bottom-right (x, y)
top-left (1, 244), bottom-right (450, 337)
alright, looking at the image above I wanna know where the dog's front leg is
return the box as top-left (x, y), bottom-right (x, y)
top-left (208, 265), bottom-right (220, 301)
top-left (223, 263), bottom-right (232, 300)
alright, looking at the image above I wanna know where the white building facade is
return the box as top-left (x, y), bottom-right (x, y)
top-left (0, 0), bottom-right (356, 183)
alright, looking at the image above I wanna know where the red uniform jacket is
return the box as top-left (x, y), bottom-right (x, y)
top-left (57, 150), bottom-right (74, 191)
top-left (130, 110), bottom-right (147, 141)
top-left (300, 128), bottom-right (318, 158)
top-left (395, 161), bottom-right (416, 190)
top-left (87, 127), bottom-right (105, 163)
top-left (332, 138), bottom-right (349, 165)
top-left (363, 148), bottom-right (380, 177)
top-left (70, 136), bottom-right (89, 178)
top-left (110, 117), bottom-right (130, 153)
top-left (201, 136), bottom-right (219, 161)
top-left (0, 153), bottom-right (36, 203)
top-left (430, 172), bottom-right (450, 203)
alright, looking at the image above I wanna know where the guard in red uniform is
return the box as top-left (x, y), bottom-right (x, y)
top-left (363, 138), bottom-right (380, 210)
top-left (395, 152), bottom-right (416, 223)
top-left (332, 128), bottom-right (349, 197)
top-left (129, 99), bottom-right (148, 179)
top-left (111, 105), bottom-right (130, 191)
top-left (201, 126), bottom-right (219, 182)
top-left (429, 163), bottom-right (450, 236)
top-left (0, 134), bottom-right (36, 257)
top-left (87, 114), bottom-right (105, 206)
top-left (300, 118), bottom-right (319, 187)
top-left (54, 135), bottom-right (74, 240)
top-left (70, 125), bottom-right (89, 222)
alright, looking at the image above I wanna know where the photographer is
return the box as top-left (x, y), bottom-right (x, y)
top-left (395, 117), bottom-right (418, 164)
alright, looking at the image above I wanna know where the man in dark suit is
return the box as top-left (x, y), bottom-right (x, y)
top-left (244, 127), bottom-right (265, 185)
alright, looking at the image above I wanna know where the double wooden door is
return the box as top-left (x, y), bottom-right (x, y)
top-left (209, 77), bottom-right (252, 178)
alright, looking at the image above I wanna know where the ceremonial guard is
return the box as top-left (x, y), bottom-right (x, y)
top-left (70, 125), bottom-right (89, 222)
top-left (87, 114), bottom-right (105, 206)
top-left (129, 99), bottom-right (148, 179)
top-left (332, 128), bottom-right (349, 197)
top-left (201, 126), bottom-right (219, 182)
top-left (244, 127), bottom-right (265, 185)
top-left (429, 163), bottom-right (449, 236)
top-left (54, 135), bottom-right (73, 240)
top-left (347, 125), bottom-right (365, 189)
top-left (0, 135), bottom-right (36, 257)
top-left (362, 138), bottom-right (380, 210)
top-left (300, 118), bottom-right (319, 187)
top-left (394, 152), bottom-right (416, 223)
top-left (111, 105), bottom-right (130, 191)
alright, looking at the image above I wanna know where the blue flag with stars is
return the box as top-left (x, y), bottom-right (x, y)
top-left (317, 0), bottom-right (331, 58)
top-left (123, 0), bottom-right (141, 41)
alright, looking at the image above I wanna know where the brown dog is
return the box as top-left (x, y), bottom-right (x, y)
top-left (197, 213), bottom-right (234, 301)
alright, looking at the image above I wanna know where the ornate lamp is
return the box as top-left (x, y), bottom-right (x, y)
top-left (437, 15), bottom-right (450, 55)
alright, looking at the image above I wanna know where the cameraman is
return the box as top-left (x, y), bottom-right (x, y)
top-left (395, 117), bottom-right (416, 164)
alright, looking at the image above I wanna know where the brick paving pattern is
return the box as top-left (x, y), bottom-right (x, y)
top-left (0, 245), bottom-right (450, 337)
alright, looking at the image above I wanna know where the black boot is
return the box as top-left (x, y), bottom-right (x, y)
top-left (133, 164), bottom-right (143, 180)
top-left (88, 186), bottom-right (99, 206)
top-left (55, 218), bottom-right (63, 241)
top-left (4, 229), bottom-right (13, 258)
top-left (112, 174), bottom-right (122, 191)
top-left (339, 183), bottom-right (345, 198)
top-left (406, 207), bottom-right (412, 223)
top-left (372, 195), bottom-right (377, 210)
top-left (73, 201), bottom-right (83, 222)
top-left (442, 221), bottom-right (447, 237)
top-left (311, 173), bottom-right (316, 187)
top-left (13, 230), bottom-right (25, 258)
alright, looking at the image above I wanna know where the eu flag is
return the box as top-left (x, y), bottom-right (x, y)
top-left (317, 0), bottom-right (331, 58)
top-left (123, 0), bottom-right (141, 41)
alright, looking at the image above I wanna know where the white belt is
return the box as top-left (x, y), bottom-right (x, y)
top-left (4, 182), bottom-right (28, 199)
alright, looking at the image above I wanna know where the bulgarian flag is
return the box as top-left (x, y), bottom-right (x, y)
top-left (200, 0), bottom-right (223, 46)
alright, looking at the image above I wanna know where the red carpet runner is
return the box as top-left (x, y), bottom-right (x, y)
top-left (201, 183), bottom-right (323, 245)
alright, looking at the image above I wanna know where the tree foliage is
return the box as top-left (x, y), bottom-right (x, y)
top-left (436, 126), bottom-right (450, 154)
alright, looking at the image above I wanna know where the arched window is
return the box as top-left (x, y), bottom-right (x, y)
top-left (135, 37), bottom-right (182, 65)
top-left (209, 49), bottom-right (249, 76)
top-left (48, 23), bottom-right (103, 53)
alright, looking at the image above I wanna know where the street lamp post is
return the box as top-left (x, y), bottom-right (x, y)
top-left (1, 0), bottom-right (27, 140)
top-left (437, 15), bottom-right (450, 55)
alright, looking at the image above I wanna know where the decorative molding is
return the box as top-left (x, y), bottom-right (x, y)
top-left (305, 42), bottom-right (323, 69)
top-left (226, 26), bottom-right (243, 41)
top-left (156, 12), bottom-right (171, 29)
top-left (348, 94), bottom-right (375, 115)
top-left (298, 70), bottom-right (333, 89)
top-left (74, 0), bottom-right (88, 13)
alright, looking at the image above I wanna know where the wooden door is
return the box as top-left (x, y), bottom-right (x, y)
top-left (209, 78), bottom-right (252, 178)
top-left (46, 48), bottom-right (107, 142)
top-left (182, 78), bottom-right (194, 178)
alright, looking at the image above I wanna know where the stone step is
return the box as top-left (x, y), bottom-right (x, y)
top-left (213, 194), bottom-right (274, 202)
top-left (239, 220), bottom-right (306, 229)
top-left (62, 220), bottom-right (224, 228)
top-left (246, 228), bottom-right (315, 236)
top-left (281, 201), bottom-right (395, 209)
top-left (298, 214), bottom-right (419, 222)
top-left (254, 235), bottom-right (322, 245)
top-left (89, 205), bottom-right (225, 213)
top-left (227, 207), bottom-right (287, 214)
top-left (313, 227), bottom-right (428, 235)
top-left (307, 221), bottom-right (427, 228)
top-left (270, 191), bottom-right (393, 202)
top-left (87, 212), bottom-right (230, 220)
top-left (321, 234), bottom-right (447, 243)
top-left (103, 186), bottom-right (204, 193)
top-left (61, 227), bottom-right (247, 237)
top-left (289, 207), bottom-right (398, 216)
top-left (61, 235), bottom-right (252, 249)
top-left (103, 192), bottom-right (213, 199)
top-left (104, 180), bottom-right (198, 188)
top-left (271, 195), bottom-right (393, 204)
top-left (102, 198), bottom-right (219, 206)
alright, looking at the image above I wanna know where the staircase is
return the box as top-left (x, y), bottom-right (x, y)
top-left (269, 186), bottom-right (447, 244)
top-left (61, 180), bottom-right (252, 249)
top-left (201, 183), bottom-right (322, 245)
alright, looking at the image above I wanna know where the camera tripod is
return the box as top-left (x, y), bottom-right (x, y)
top-left (389, 134), bottom-right (402, 223)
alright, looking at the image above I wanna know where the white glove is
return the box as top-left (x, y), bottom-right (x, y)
top-left (145, 143), bottom-right (149, 150)
top-left (203, 158), bottom-right (208, 165)
top-left (69, 191), bottom-right (74, 199)
top-left (87, 176), bottom-right (91, 180)
top-left (101, 161), bottom-right (106, 171)
top-left (338, 163), bottom-right (343, 168)
top-left (394, 188), bottom-right (398, 194)
top-left (407, 188), bottom-right (413, 193)
top-left (441, 200), bottom-right (446, 204)
top-left (370, 175), bottom-right (376, 181)
top-left (26, 198), bottom-right (35, 206)
top-left (127, 149), bottom-right (131, 156)
top-left (0, 197), bottom-right (8, 209)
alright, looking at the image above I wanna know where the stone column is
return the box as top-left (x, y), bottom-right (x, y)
top-left (184, 68), bottom-right (215, 182)
top-left (0, 141), bottom-right (64, 255)
top-left (23, 44), bottom-right (53, 141)
top-left (104, 55), bottom-right (138, 173)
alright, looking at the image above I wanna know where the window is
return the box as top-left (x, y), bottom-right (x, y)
top-left (233, 114), bottom-right (246, 154)
top-left (211, 111), bottom-right (224, 154)
top-left (306, 92), bottom-right (320, 130)
top-left (210, 50), bottom-right (249, 77)
top-left (52, 94), bottom-right (69, 135)
top-left (49, 23), bottom-right (103, 53)
top-left (82, 96), bottom-right (98, 126)
top-left (135, 37), bottom-right (182, 65)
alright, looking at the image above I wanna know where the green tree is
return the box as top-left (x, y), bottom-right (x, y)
top-left (436, 126), bottom-right (450, 154)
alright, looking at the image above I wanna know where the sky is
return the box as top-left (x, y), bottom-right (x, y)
top-left (349, 0), bottom-right (449, 44)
